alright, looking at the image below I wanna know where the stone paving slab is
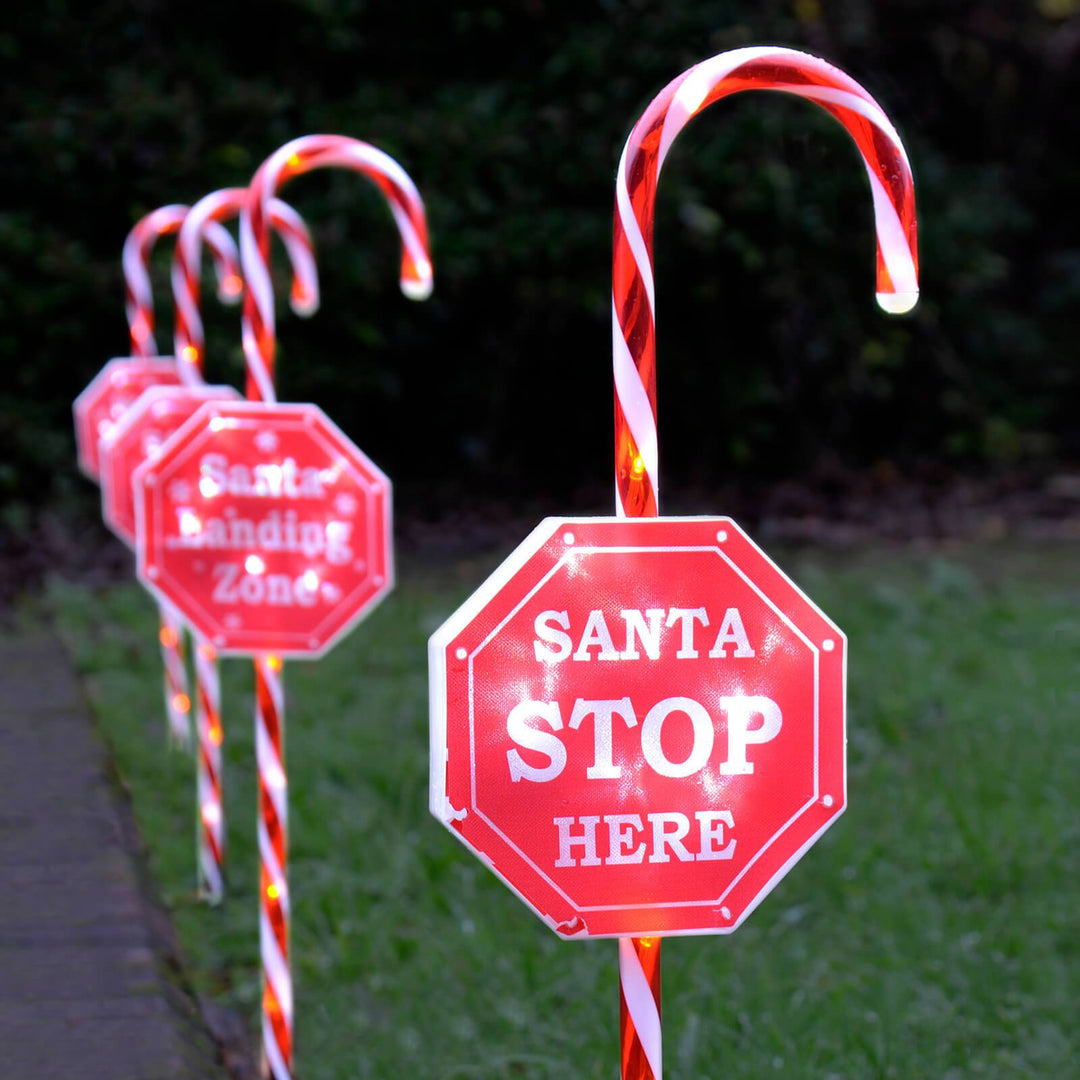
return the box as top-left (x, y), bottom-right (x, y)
top-left (0, 619), bottom-right (228, 1080)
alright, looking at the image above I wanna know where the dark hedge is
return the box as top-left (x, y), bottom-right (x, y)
top-left (3, 0), bottom-right (1078, 529)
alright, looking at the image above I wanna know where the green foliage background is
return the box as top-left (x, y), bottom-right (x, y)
top-left (3, 0), bottom-right (1078, 525)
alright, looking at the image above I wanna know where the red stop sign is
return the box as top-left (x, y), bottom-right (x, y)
top-left (135, 401), bottom-right (393, 657)
top-left (430, 517), bottom-right (845, 939)
top-left (73, 358), bottom-right (183, 481)
top-left (100, 384), bottom-right (240, 548)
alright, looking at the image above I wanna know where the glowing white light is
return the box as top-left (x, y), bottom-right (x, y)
top-left (265, 763), bottom-right (286, 791)
top-left (876, 290), bottom-right (919, 315)
top-left (301, 569), bottom-right (319, 591)
top-left (201, 803), bottom-right (221, 826)
top-left (199, 477), bottom-right (221, 498)
top-left (179, 510), bottom-right (202, 537)
top-left (321, 460), bottom-right (346, 485)
top-left (245, 554), bottom-right (266, 575)
top-left (326, 521), bottom-right (348, 543)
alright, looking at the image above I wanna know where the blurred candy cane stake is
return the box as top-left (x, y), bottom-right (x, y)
top-left (611, 47), bottom-right (919, 1079)
top-left (240, 134), bottom-right (433, 1080)
top-left (172, 189), bottom-right (321, 905)
top-left (112, 206), bottom-right (241, 749)
top-left (242, 134), bottom-right (432, 402)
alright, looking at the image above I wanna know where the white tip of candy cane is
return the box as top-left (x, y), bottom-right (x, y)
top-left (401, 256), bottom-right (434, 300)
top-left (876, 290), bottom-right (919, 315)
top-left (401, 275), bottom-right (434, 301)
top-left (217, 274), bottom-right (244, 306)
top-left (289, 292), bottom-right (320, 318)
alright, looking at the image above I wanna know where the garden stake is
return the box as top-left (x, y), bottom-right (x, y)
top-left (240, 134), bottom-right (433, 1080)
top-left (123, 205), bottom-right (242, 750)
top-left (611, 46), bottom-right (919, 1078)
top-left (172, 188), bottom-right (322, 904)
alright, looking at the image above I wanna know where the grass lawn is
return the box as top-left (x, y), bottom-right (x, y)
top-left (47, 539), bottom-right (1078, 1079)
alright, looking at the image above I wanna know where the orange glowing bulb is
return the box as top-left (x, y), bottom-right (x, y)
top-left (172, 692), bottom-right (191, 714)
top-left (209, 723), bottom-right (224, 747)
top-left (159, 626), bottom-right (178, 649)
top-left (181, 345), bottom-right (199, 365)
top-left (287, 153), bottom-right (301, 167)
top-left (630, 455), bottom-right (646, 480)
top-left (266, 882), bottom-right (280, 900)
top-left (223, 274), bottom-right (243, 297)
top-left (267, 654), bottom-right (283, 673)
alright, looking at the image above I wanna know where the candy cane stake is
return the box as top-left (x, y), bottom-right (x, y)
top-left (122, 206), bottom-right (243, 749)
top-left (611, 47), bottom-right (920, 1079)
top-left (172, 189), bottom-right (321, 905)
top-left (240, 134), bottom-right (433, 1080)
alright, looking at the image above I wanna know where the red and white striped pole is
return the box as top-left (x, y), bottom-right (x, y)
top-left (173, 189), bottom-right (321, 905)
top-left (240, 134), bottom-right (433, 1080)
top-left (123, 206), bottom-right (242, 749)
top-left (611, 47), bottom-right (920, 1078)
top-left (194, 639), bottom-right (225, 901)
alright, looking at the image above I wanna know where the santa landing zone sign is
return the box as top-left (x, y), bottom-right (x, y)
top-left (429, 517), bottom-right (846, 939)
top-left (100, 384), bottom-right (240, 548)
top-left (135, 401), bottom-right (392, 657)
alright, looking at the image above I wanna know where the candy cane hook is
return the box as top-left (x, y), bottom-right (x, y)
top-left (613, 46), bottom-right (920, 520)
top-left (123, 204), bottom-right (241, 360)
top-left (239, 134), bottom-right (433, 1080)
top-left (241, 133), bottom-right (433, 403)
top-left (611, 47), bottom-right (920, 1080)
top-left (170, 188), bottom-right (323, 905)
top-left (173, 189), bottom-right (322, 382)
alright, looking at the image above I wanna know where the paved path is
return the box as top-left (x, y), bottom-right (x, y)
top-left (0, 620), bottom-right (228, 1080)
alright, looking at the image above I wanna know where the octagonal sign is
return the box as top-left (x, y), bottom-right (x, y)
top-left (429, 517), bottom-right (845, 939)
top-left (74, 357), bottom-right (183, 480)
top-left (100, 383), bottom-right (240, 548)
top-left (135, 401), bottom-right (393, 658)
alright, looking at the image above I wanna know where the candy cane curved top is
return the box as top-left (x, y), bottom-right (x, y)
top-left (172, 188), bottom-right (322, 385)
top-left (241, 134), bottom-right (434, 403)
top-left (613, 46), bottom-right (920, 518)
top-left (122, 204), bottom-right (241, 359)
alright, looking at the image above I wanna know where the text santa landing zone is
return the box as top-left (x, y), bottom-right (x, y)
top-left (134, 400), bottom-right (393, 658)
top-left (430, 516), bottom-right (845, 939)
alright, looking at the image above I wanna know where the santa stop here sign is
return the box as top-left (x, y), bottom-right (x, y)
top-left (429, 517), bottom-right (846, 939)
